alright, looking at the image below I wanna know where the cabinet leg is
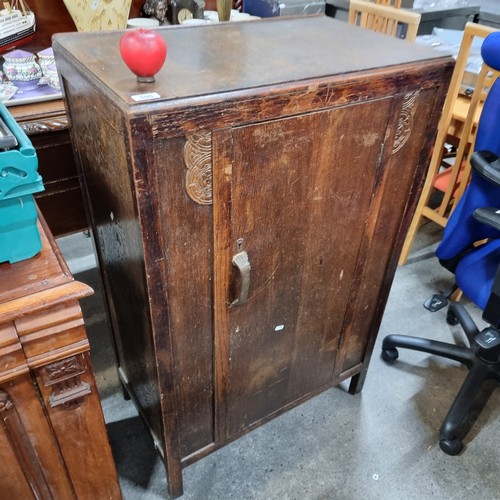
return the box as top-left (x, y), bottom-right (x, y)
top-left (120, 380), bottom-right (131, 401)
top-left (166, 463), bottom-right (184, 498)
top-left (348, 371), bottom-right (366, 395)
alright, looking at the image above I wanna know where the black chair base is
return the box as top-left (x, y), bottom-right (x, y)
top-left (381, 302), bottom-right (500, 455)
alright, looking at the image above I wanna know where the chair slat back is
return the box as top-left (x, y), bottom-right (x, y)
top-left (452, 67), bottom-right (500, 204)
top-left (348, 0), bottom-right (420, 41)
top-left (399, 22), bottom-right (499, 265)
top-left (372, 0), bottom-right (403, 7)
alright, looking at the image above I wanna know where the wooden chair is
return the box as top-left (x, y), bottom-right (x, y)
top-left (373, 0), bottom-right (402, 6)
top-left (348, 0), bottom-right (421, 42)
top-left (452, 68), bottom-right (500, 203)
top-left (399, 23), bottom-right (499, 265)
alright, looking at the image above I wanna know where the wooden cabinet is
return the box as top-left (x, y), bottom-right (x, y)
top-left (8, 100), bottom-right (87, 236)
top-left (0, 213), bottom-right (121, 499)
top-left (53, 16), bottom-right (453, 497)
top-left (3, 0), bottom-right (146, 237)
top-left (4, 0), bottom-right (80, 236)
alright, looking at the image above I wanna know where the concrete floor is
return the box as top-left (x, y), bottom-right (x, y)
top-left (58, 223), bottom-right (500, 499)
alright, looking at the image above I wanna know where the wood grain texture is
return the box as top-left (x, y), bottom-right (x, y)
top-left (153, 136), bottom-right (214, 460)
top-left (34, 352), bottom-right (121, 499)
top-left (62, 75), bottom-right (168, 460)
top-left (212, 128), bottom-right (235, 444)
top-left (0, 323), bottom-right (28, 384)
top-left (0, 374), bottom-right (76, 499)
top-left (216, 103), bottom-right (391, 435)
top-left (0, 214), bottom-right (121, 499)
top-left (130, 117), bottom-right (184, 498)
top-left (335, 89), bottom-right (438, 376)
top-left (54, 16), bottom-right (454, 495)
top-left (0, 214), bottom-right (92, 345)
top-left (53, 17), bottom-right (450, 107)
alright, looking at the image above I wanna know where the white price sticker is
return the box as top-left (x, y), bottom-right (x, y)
top-left (131, 92), bottom-right (161, 102)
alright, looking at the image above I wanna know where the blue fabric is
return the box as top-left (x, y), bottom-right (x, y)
top-left (455, 240), bottom-right (500, 309)
top-left (435, 172), bottom-right (500, 261)
top-left (434, 32), bottom-right (500, 309)
top-left (481, 32), bottom-right (500, 71)
top-left (475, 78), bottom-right (500, 156)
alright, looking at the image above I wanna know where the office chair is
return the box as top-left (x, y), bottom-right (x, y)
top-left (399, 23), bottom-right (498, 265)
top-left (381, 31), bottom-right (500, 456)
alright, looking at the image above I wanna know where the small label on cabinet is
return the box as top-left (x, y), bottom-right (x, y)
top-left (131, 92), bottom-right (161, 102)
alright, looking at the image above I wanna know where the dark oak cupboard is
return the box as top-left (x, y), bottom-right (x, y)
top-left (53, 16), bottom-right (453, 497)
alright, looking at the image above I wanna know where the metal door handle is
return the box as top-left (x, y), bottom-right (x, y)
top-left (231, 250), bottom-right (251, 307)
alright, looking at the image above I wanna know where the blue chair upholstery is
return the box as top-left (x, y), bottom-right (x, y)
top-left (455, 239), bottom-right (500, 311)
top-left (381, 31), bottom-right (500, 456)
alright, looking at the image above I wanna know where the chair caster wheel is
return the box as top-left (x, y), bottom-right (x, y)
top-left (439, 437), bottom-right (463, 455)
top-left (446, 309), bottom-right (459, 326)
top-left (381, 348), bottom-right (399, 363)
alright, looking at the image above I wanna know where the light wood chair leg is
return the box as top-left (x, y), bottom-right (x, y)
top-left (399, 177), bottom-right (434, 265)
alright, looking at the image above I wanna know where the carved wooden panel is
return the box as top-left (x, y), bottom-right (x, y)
top-left (20, 116), bottom-right (69, 136)
top-left (0, 216), bottom-right (121, 498)
top-left (41, 354), bottom-right (92, 408)
top-left (183, 131), bottom-right (213, 205)
top-left (0, 389), bottom-right (52, 498)
top-left (393, 90), bottom-right (420, 154)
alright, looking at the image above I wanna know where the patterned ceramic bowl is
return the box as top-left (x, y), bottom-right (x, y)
top-left (37, 47), bottom-right (56, 74)
top-left (3, 49), bottom-right (42, 91)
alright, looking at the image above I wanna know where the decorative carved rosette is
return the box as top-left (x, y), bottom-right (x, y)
top-left (0, 390), bottom-right (13, 413)
top-left (392, 90), bottom-right (420, 154)
top-left (184, 131), bottom-right (213, 205)
top-left (40, 354), bottom-right (91, 408)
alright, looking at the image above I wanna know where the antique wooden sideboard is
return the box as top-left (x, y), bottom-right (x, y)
top-left (4, 0), bottom-right (145, 236)
top-left (53, 16), bottom-right (454, 497)
top-left (0, 213), bottom-right (121, 498)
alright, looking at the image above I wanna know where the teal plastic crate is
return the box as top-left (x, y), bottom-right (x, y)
top-left (0, 102), bottom-right (44, 264)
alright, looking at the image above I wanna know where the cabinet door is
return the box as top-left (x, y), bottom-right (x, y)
top-left (214, 98), bottom-right (395, 438)
top-left (0, 375), bottom-right (75, 499)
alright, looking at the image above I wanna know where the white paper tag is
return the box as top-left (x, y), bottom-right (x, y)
top-left (131, 92), bottom-right (161, 102)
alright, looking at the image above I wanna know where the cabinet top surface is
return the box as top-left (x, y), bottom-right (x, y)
top-left (0, 218), bottom-right (92, 317)
top-left (53, 16), bottom-right (451, 108)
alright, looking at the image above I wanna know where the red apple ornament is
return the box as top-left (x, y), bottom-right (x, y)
top-left (119, 28), bottom-right (167, 83)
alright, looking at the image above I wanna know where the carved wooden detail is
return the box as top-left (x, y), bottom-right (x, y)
top-left (40, 354), bottom-right (91, 408)
top-left (0, 389), bottom-right (52, 498)
top-left (20, 116), bottom-right (69, 136)
top-left (183, 131), bottom-right (213, 205)
top-left (392, 90), bottom-right (420, 154)
top-left (0, 216), bottom-right (120, 497)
